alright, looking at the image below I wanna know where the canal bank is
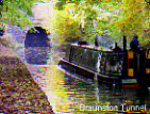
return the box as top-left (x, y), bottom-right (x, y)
top-left (0, 47), bottom-right (54, 113)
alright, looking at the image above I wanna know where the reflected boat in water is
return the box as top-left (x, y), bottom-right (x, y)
top-left (56, 64), bottom-right (150, 113)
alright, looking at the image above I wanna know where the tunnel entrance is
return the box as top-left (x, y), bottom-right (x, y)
top-left (25, 27), bottom-right (51, 65)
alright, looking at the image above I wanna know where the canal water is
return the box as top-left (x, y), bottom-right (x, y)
top-left (46, 65), bottom-right (150, 113)
top-left (14, 45), bottom-right (150, 113)
top-left (14, 46), bottom-right (150, 113)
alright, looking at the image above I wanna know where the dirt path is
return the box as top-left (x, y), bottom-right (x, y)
top-left (0, 47), bottom-right (54, 113)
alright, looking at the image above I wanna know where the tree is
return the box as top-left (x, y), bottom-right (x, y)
top-left (54, 0), bottom-right (150, 46)
top-left (0, 0), bottom-right (45, 28)
top-left (54, 2), bottom-right (99, 43)
top-left (53, 8), bottom-right (80, 46)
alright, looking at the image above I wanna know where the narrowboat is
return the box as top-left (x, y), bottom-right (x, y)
top-left (58, 37), bottom-right (150, 89)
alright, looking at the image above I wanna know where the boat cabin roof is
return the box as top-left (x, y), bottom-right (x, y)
top-left (71, 43), bottom-right (113, 52)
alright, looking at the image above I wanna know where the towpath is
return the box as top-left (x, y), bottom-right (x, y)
top-left (0, 46), bottom-right (54, 113)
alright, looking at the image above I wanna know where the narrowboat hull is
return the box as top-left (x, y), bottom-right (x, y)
top-left (58, 59), bottom-right (140, 89)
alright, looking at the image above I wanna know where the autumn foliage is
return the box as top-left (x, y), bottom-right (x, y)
top-left (54, 0), bottom-right (150, 46)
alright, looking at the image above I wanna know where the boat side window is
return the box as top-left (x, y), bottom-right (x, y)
top-left (100, 52), bottom-right (124, 75)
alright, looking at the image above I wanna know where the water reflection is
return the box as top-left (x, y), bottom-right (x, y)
top-left (25, 63), bottom-right (150, 113)
top-left (50, 67), bottom-right (149, 114)
top-left (46, 65), bottom-right (98, 113)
